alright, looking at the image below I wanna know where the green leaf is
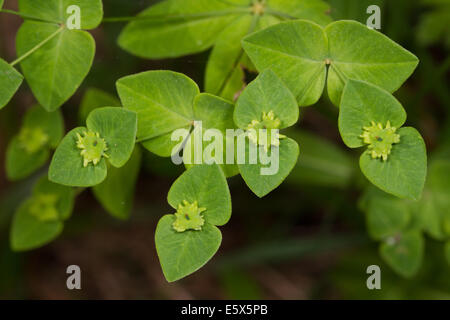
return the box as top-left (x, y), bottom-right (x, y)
top-left (360, 127), bottom-right (427, 200)
top-left (243, 20), bottom-right (418, 106)
top-left (33, 176), bottom-right (75, 221)
top-left (239, 137), bottom-right (299, 197)
top-left (10, 199), bottom-right (63, 251)
top-left (6, 136), bottom-right (49, 181)
top-left (86, 107), bottom-right (137, 168)
top-left (242, 20), bottom-right (328, 106)
top-left (0, 58), bottom-right (23, 109)
top-left (116, 70), bottom-right (198, 153)
top-left (167, 164), bottom-right (231, 226)
top-left (16, 21), bottom-right (95, 111)
top-left (19, 0), bottom-right (103, 29)
top-left (339, 79), bottom-right (407, 148)
top-left (155, 214), bottom-right (222, 282)
top-left (234, 69), bottom-right (299, 129)
top-left (286, 129), bottom-right (354, 188)
top-left (183, 93), bottom-right (238, 177)
top-left (379, 230), bottom-right (424, 278)
top-left (49, 127), bottom-right (107, 187)
top-left (364, 188), bottom-right (411, 240)
top-left (0, 0), bottom-right (3, 9)
top-left (118, 0), bottom-right (241, 59)
top-left (93, 147), bottom-right (142, 220)
top-left (326, 21), bottom-right (418, 105)
top-left (79, 87), bottom-right (121, 124)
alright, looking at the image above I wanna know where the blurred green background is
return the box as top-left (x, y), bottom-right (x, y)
top-left (0, 0), bottom-right (449, 299)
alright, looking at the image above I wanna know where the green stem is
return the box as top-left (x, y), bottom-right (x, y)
top-left (10, 26), bottom-right (65, 67)
top-left (102, 8), bottom-right (251, 23)
top-left (0, 9), bottom-right (61, 24)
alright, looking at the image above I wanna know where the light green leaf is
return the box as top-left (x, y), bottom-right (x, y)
top-left (49, 127), bottom-right (107, 187)
top-left (10, 199), bottom-right (63, 251)
top-left (380, 230), bottom-right (424, 278)
top-left (118, 0), bottom-right (240, 59)
top-left (168, 164), bottom-right (231, 226)
top-left (93, 147), bottom-right (142, 220)
top-left (16, 21), bottom-right (95, 111)
top-left (339, 79), bottom-right (407, 148)
top-left (286, 129), bottom-right (354, 188)
top-left (242, 20), bottom-right (328, 106)
top-left (0, 58), bottom-right (23, 109)
top-left (364, 188), bottom-right (411, 240)
top-left (155, 214), bottom-right (222, 282)
top-left (79, 87), bottom-right (121, 124)
top-left (6, 136), bottom-right (49, 181)
top-left (116, 70), bottom-right (198, 149)
top-left (326, 21), bottom-right (418, 105)
top-left (360, 127), bottom-right (427, 200)
top-left (234, 69), bottom-right (299, 128)
top-left (19, 0), bottom-right (103, 29)
top-left (86, 107), bottom-right (137, 168)
top-left (239, 137), bottom-right (299, 197)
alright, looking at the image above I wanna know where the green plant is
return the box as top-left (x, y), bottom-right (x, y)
top-left (1, 0), bottom-right (448, 283)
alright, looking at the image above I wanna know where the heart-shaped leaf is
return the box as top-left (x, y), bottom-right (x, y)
top-left (10, 199), bottom-right (64, 251)
top-left (0, 58), bottom-right (23, 109)
top-left (16, 21), bottom-right (95, 111)
top-left (155, 214), bottom-right (222, 282)
top-left (242, 20), bottom-right (328, 106)
top-left (49, 127), bottom-right (107, 186)
top-left (326, 21), bottom-right (419, 105)
top-left (243, 20), bottom-right (418, 106)
top-left (360, 127), bottom-right (427, 200)
top-left (239, 137), bottom-right (299, 197)
top-left (117, 70), bottom-right (198, 155)
top-left (168, 164), bottom-right (231, 226)
top-left (19, 0), bottom-right (103, 29)
top-left (93, 147), bottom-right (142, 220)
top-left (339, 79), bottom-right (407, 148)
top-left (86, 107), bottom-right (137, 168)
top-left (379, 230), bottom-right (424, 278)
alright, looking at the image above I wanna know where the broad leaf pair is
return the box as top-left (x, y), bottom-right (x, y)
top-left (118, 0), bottom-right (331, 100)
top-left (49, 107), bottom-right (137, 187)
top-left (242, 20), bottom-right (418, 106)
top-left (15, 0), bottom-right (103, 111)
top-left (360, 187), bottom-right (424, 278)
top-left (10, 177), bottom-right (75, 251)
top-left (6, 105), bottom-right (64, 180)
top-left (155, 164), bottom-right (231, 282)
top-left (339, 80), bottom-right (427, 200)
top-left (234, 70), bottom-right (300, 197)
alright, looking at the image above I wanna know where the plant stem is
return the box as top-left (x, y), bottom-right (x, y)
top-left (102, 8), bottom-right (251, 23)
top-left (0, 9), bottom-right (61, 24)
top-left (10, 26), bottom-right (65, 67)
